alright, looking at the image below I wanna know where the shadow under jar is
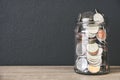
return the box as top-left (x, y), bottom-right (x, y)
top-left (74, 11), bottom-right (110, 75)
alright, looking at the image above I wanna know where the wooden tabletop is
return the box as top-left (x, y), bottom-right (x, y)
top-left (0, 66), bottom-right (120, 80)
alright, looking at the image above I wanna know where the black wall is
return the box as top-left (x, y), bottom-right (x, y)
top-left (0, 0), bottom-right (120, 65)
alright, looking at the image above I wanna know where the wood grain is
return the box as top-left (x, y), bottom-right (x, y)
top-left (0, 66), bottom-right (119, 80)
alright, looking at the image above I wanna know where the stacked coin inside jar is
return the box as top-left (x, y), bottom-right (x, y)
top-left (74, 10), bottom-right (110, 74)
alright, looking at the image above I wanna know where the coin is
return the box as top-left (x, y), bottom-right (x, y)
top-left (87, 48), bottom-right (103, 58)
top-left (87, 43), bottom-right (99, 55)
top-left (76, 43), bottom-right (82, 56)
top-left (75, 33), bottom-right (82, 40)
top-left (93, 10), bottom-right (104, 24)
top-left (88, 33), bottom-right (96, 38)
top-left (97, 29), bottom-right (106, 41)
top-left (87, 24), bottom-right (99, 34)
top-left (87, 48), bottom-right (103, 66)
top-left (82, 33), bottom-right (88, 42)
top-left (82, 18), bottom-right (90, 23)
top-left (87, 55), bottom-right (101, 61)
top-left (97, 48), bottom-right (103, 55)
top-left (88, 38), bottom-right (96, 44)
top-left (88, 65), bottom-right (100, 73)
top-left (76, 58), bottom-right (88, 71)
top-left (87, 54), bottom-right (101, 64)
top-left (88, 58), bottom-right (102, 66)
top-left (82, 43), bottom-right (87, 55)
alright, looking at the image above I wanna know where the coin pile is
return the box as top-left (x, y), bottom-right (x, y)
top-left (75, 10), bottom-right (107, 74)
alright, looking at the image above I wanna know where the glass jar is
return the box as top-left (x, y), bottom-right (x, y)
top-left (74, 10), bottom-right (110, 75)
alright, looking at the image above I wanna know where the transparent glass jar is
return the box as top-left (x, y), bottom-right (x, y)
top-left (74, 11), bottom-right (110, 75)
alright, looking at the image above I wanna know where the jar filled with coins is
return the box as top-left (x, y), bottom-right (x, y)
top-left (74, 10), bottom-right (110, 75)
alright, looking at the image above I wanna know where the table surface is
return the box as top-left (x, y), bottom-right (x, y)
top-left (0, 66), bottom-right (120, 80)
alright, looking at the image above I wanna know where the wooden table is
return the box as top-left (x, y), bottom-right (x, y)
top-left (0, 66), bottom-right (120, 80)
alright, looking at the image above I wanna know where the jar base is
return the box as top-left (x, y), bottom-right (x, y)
top-left (74, 68), bottom-right (110, 75)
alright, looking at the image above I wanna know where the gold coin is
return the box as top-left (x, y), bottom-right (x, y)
top-left (88, 65), bottom-right (100, 73)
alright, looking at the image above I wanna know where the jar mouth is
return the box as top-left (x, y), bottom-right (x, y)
top-left (77, 20), bottom-right (105, 25)
top-left (77, 20), bottom-right (95, 24)
top-left (82, 18), bottom-right (90, 22)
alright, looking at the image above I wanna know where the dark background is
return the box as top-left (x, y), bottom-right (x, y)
top-left (0, 0), bottom-right (120, 65)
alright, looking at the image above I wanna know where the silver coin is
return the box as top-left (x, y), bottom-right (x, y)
top-left (88, 57), bottom-right (102, 66)
top-left (91, 60), bottom-right (102, 66)
top-left (82, 43), bottom-right (87, 55)
top-left (82, 33), bottom-right (89, 42)
top-left (87, 48), bottom-right (103, 56)
top-left (87, 48), bottom-right (103, 66)
top-left (87, 55), bottom-right (101, 61)
top-left (76, 43), bottom-right (82, 56)
top-left (87, 54), bottom-right (102, 62)
top-left (87, 56), bottom-right (101, 62)
top-left (88, 58), bottom-right (101, 65)
top-left (93, 11), bottom-right (104, 24)
top-left (93, 58), bottom-right (102, 66)
top-left (87, 57), bottom-right (102, 66)
top-left (87, 24), bottom-right (99, 34)
top-left (76, 57), bottom-right (88, 71)
top-left (87, 43), bottom-right (99, 54)
top-left (88, 33), bottom-right (96, 38)
top-left (82, 18), bottom-right (90, 23)
top-left (88, 58), bottom-right (102, 66)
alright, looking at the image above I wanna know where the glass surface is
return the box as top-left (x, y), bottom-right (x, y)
top-left (74, 11), bottom-right (110, 75)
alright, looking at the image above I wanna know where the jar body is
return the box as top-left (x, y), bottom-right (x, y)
top-left (74, 12), bottom-right (110, 75)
